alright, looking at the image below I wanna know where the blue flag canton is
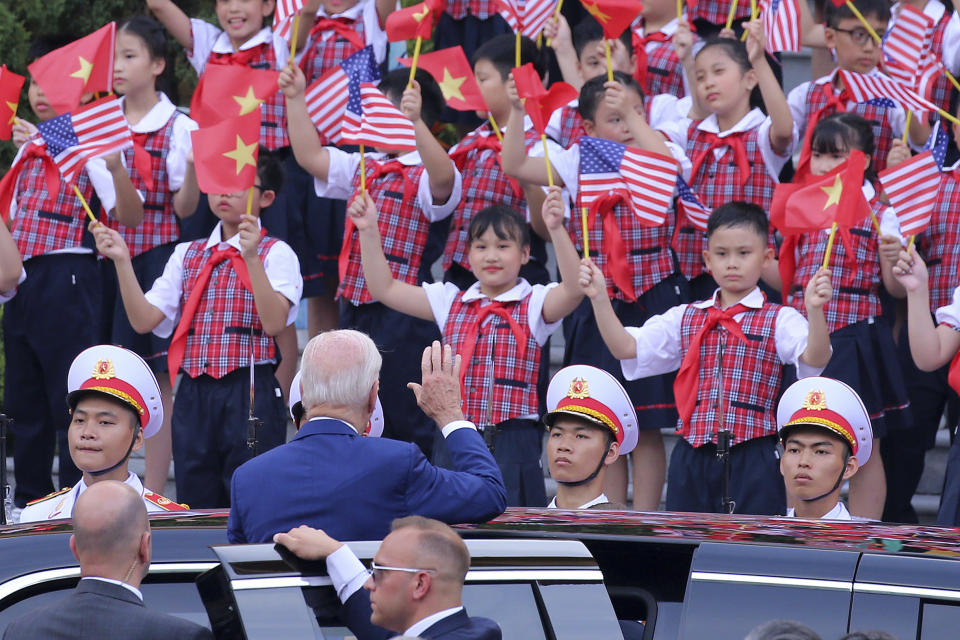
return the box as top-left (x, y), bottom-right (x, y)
top-left (342, 46), bottom-right (381, 117)
top-left (864, 97), bottom-right (897, 109)
top-left (676, 176), bottom-right (701, 204)
top-left (37, 113), bottom-right (78, 157)
top-left (925, 122), bottom-right (949, 170)
top-left (579, 136), bottom-right (625, 174)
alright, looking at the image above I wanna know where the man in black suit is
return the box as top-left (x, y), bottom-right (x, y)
top-left (276, 517), bottom-right (501, 640)
top-left (2, 481), bottom-right (212, 640)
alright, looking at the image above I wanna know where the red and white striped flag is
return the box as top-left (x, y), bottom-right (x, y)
top-left (305, 46), bottom-right (380, 145)
top-left (579, 136), bottom-right (677, 226)
top-left (877, 150), bottom-right (940, 236)
top-left (883, 4), bottom-right (942, 102)
top-left (762, 0), bottom-right (801, 53)
top-left (839, 70), bottom-right (938, 113)
top-left (36, 96), bottom-right (132, 183)
top-left (274, 0), bottom-right (306, 40)
top-left (497, 0), bottom-right (556, 39)
top-left (676, 176), bottom-right (712, 231)
top-left (342, 83), bottom-right (417, 151)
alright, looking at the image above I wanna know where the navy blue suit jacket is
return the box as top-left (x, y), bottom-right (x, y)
top-left (340, 589), bottom-right (502, 640)
top-left (228, 418), bottom-right (506, 543)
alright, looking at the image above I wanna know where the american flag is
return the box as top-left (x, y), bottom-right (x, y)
top-left (877, 150), bottom-right (940, 236)
top-left (578, 136), bottom-right (677, 227)
top-left (342, 83), bottom-right (417, 151)
top-left (762, 0), bottom-right (801, 53)
top-left (36, 96), bottom-right (132, 183)
top-left (883, 5), bottom-right (941, 102)
top-left (273, 0), bottom-right (305, 40)
top-left (924, 120), bottom-right (949, 169)
top-left (305, 46), bottom-right (380, 145)
top-left (497, 0), bottom-right (556, 39)
top-left (676, 176), bottom-right (712, 231)
top-left (839, 70), bottom-right (938, 114)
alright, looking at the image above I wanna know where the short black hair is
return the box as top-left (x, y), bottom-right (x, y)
top-left (824, 0), bottom-right (890, 28)
top-left (378, 67), bottom-right (444, 129)
top-left (27, 35), bottom-right (74, 64)
top-left (578, 70), bottom-right (644, 121)
top-left (118, 16), bottom-right (179, 103)
top-left (572, 15), bottom-right (633, 58)
top-left (472, 34), bottom-right (547, 81)
top-left (467, 205), bottom-right (530, 247)
top-left (810, 112), bottom-right (877, 182)
top-left (257, 147), bottom-right (285, 195)
top-left (706, 202), bottom-right (769, 240)
top-left (695, 37), bottom-right (752, 74)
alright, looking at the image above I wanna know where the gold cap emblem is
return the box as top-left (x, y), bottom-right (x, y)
top-left (803, 389), bottom-right (827, 410)
top-left (567, 377), bottom-right (590, 399)
top-left (92, 359), bottom-right (115, 380)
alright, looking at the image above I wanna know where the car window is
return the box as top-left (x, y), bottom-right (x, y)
top-left (462, 583), bottom-right (547, 640)
top-left (538, 583), bottom-right (625, 640)
top-left (0, 585), bottom-right (75, 632)
top-left (920, 602), bottom-right (960, 640)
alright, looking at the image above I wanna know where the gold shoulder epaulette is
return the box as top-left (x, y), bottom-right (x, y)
top-left (26, 487), bottom-right (71, 506)
top-left (143, 491), bottom-right (189, 511)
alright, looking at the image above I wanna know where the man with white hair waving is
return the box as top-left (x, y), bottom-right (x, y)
top-left (227, 331), bottom-right (507, 543)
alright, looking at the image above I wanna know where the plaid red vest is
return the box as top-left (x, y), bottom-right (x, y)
top-left (177, 236), bottom-right (279, 379)
top-left (678, 299), bottom-right (783, 446)
top-left (788, 195), bottom-right (883, 334)
top-left (926, 13), bottom-right (954, 116)
top-left (109, 111), bottom-right (181, 258)
top-left (674, 122), bottom-right (776, 279)
top-left (555, 103), bottom-right (585, 149)
top-left (444, 0), bottom-right (495, 20)
top-left (568, 188), bottom-right (676, 301)
top-left (11, 151), bottom-right (96, 261)
top-left (339, 159), bottom-right (430, 305)
top-left (445, 294), bottom-right (541, 425)
top-left (688, 0), bottom-right (749, 26)
top-left (206, 44), bottom-right (289, 151)
top-left (801, 81), bottom-right (896, 172)
top-left (443, 125), bottom-right (538, 271)
top-left (921, 171), bottom-right (960, 310)
top-left (299, 16), bottom-right (366, 84)
top-left (636, 37), bottom-right (685, 99)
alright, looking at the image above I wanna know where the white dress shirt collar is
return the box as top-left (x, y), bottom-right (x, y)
top-left (405, 606), bottom-right (465, 637)
top-left (459, 278), bottom-right (533, 303)
top-left (692, 287), bottom-right (765, 310)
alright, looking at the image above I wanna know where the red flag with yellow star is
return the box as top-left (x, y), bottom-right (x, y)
top-left (511, 63), bottom-right (578, 135)
top-left (398, 47), bottom-right (487, 111)
top-left (582, 0), bottom-right (645, 40)
top-left (0, 65), bottom-right (26, 140)
top-left (190, 113), bottom-right (260, 195)
top-left (386, 0), bottom-right (445, 41)
top-left (27, 22), bottom-right (115, 115)
top-left (188, 65), bottom-right (280, 130)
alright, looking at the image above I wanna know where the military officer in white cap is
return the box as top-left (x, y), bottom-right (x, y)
top-left (544, 365), bottom-right (639, 509)
top-left (777, 376), bottom-right (873, 520)
top-left (19, 345), bottom-right (185, 522)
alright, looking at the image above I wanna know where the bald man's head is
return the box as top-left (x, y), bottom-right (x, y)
top-left (72, 481), bottom-right (150, 572)
top-left (301, 330), bottom-right (381, 409)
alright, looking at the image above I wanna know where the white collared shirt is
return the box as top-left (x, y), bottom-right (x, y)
top-left (620, 286), bottom-right (826, 381)
top-left (405, 607), bottom-right (465, 637)
top-left (313, 148), bottom-right (462, 222)
top-left (787, 68), bottom-right (908, 147)
top-left (188, 20), bottom-right (290, 74)
top-left (786, 501), bottom-right (852, 520)
top-left (659, 107), bottom-right (796, 182)
top-left (547, 493), bottom-right (610, 509)
top-left (80, 577), bottom-right (144, 601)
top-left (934, 285), bottom-right (960, 330)
top-left (306, 0), bottom-right (391, 65)
top-left (18, 472), bottom-right (170, 523)
top-left (120, 93), bottom-right (198, 193)
top-left (143, 221), bottom-right (302, 339)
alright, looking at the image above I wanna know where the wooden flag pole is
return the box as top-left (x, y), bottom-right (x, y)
top-left (725, 0), bottom-right (740, 30)
top-left (677, 0), bottom-right (683, 21)
top-left (408, 36), bottom-right (424, 88)
top-left (846, 0), bottom-right (882, 44)
top-left (740, 0), bottom-right (758, 41)
top-left (488, 114), bottom-right (504, 142)
top-left (246, 186), bottom-right (254, 217)
top-left (907, 234), bottom-right (916, 251)
top-left (540, 134), bottom-right (555, 187)
top-left (946, 69), bottom-right (960, 93)
top-left (822, 222), bottom-right (838, 269)
top-left (516, 31), bottom-right (522, 68)
top-left (547, 0), bottom-right (566, 46)
top-left (870, 211), bottom-right (881, 235)
top-left (72, 184), bottom-right (98, 224)
top-left (360, 143), bottom-right (367, 195)
top-left (288, 12), bottom-right (303, 65)
top-left (581, 207), bottom-right (590, 258)
top-left (604, 39), bottom-right (614, 82)
top-left (903, 111), bottom-right (912, 143)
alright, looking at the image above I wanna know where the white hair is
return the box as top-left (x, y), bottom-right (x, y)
top-left (301, 330), bottom-right (381, 409)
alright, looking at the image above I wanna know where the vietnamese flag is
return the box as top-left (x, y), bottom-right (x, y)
top-left (191, 113), bottom-right (261, 195)
top-left (0, 65), bottom-right (26, 140)
top-left (512, 63), bottom-right (578, 134)
top-left (28, 23), bottom-right (115, 115)
top-left (582, 0), bottom-right (645, 39)
top-left (386, 0), bottom-right (445, 42)
top-left (189, 65), bottom-right (280, 129)
top-left (399, 47), bottom-right (487, 111)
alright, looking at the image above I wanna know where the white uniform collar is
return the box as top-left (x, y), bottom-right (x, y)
top-left (204, 219), bottom-right (263, 251)
top-left (637, 17), bottom-right (680, 37)
top-left (697, 108), bottom-right (766, 136)
top-left (367, 150), bottom-right (423, 166)
top-left (120, 92), bottom-right (178, 133)
top-left (547, 493), bottom-right (610, 509)
top-left (786, 501), bottom-right (851, 520)
top-left (460, 278), bottom-right (533, 303)
top-left (210, 26), bottom-right (272, 54)
top-left (692, 287), bottom-right (765, 310)
top-left (316, 1), bottom-right (365, 20)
